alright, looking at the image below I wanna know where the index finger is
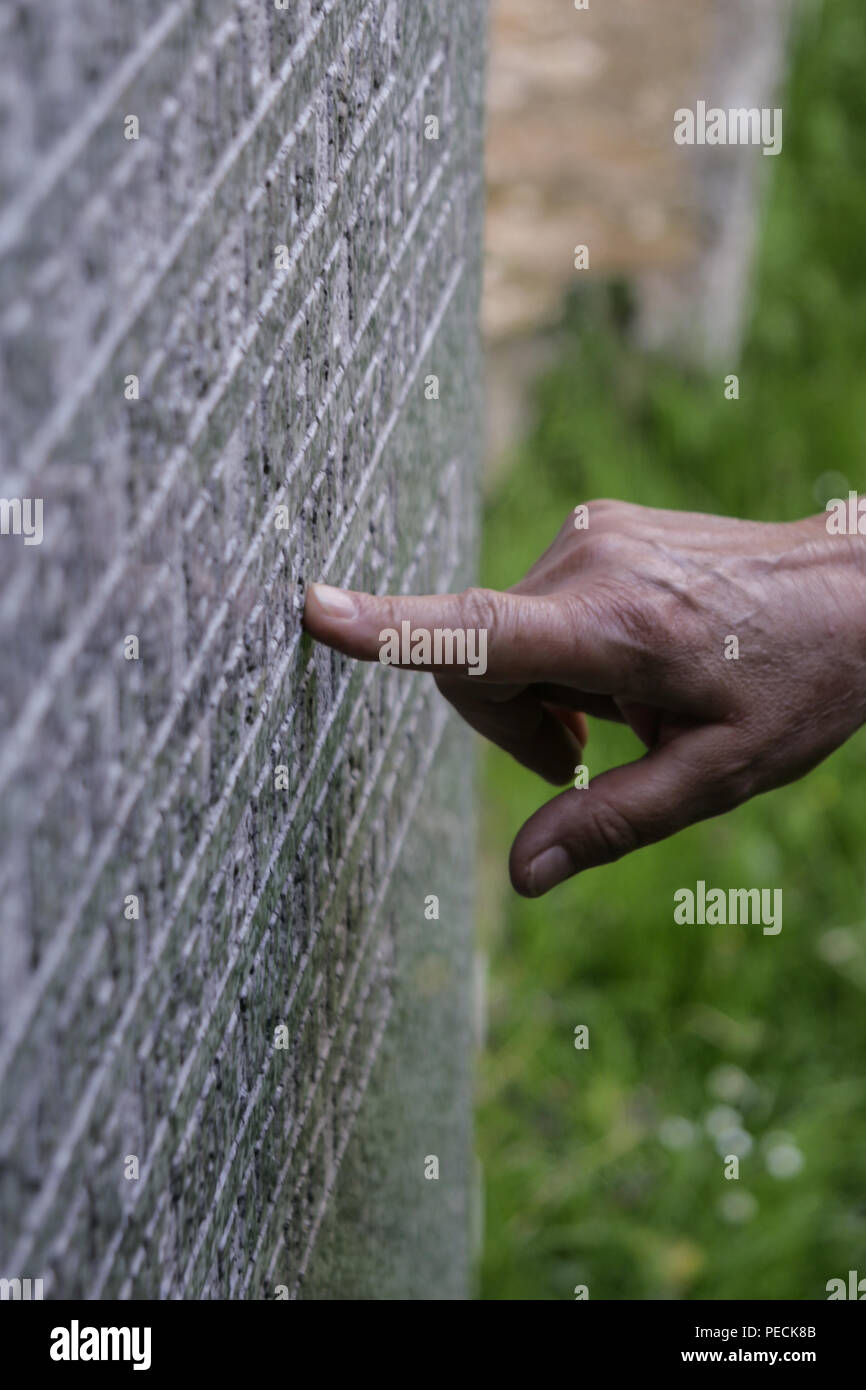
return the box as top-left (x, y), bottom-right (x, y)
top-left (303, 581), bottom-right (621, 688)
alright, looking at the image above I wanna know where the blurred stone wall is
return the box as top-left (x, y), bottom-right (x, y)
top-left (484, 0), bottom-right (791, 459)
top-left (0, 0), bottom-right (484, 1300)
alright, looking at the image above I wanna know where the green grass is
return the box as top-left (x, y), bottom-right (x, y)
top-left (477, 0), bottom-right (866, 1301)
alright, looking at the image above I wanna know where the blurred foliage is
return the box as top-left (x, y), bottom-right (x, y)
top-left (477, 0), bottom-right (866, 1300)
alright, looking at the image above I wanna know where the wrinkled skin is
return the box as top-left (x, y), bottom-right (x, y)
top-left (303, 501), bottom-right (866, 897)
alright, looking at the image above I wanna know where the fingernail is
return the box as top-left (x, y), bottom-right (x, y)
top-left (309, 583), bottom-right (357, 619)
top-left (527, 846), bottom-right (573, 896)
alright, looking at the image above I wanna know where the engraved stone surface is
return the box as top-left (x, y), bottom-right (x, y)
top-left (0, 0), bottom-right (485, 1299)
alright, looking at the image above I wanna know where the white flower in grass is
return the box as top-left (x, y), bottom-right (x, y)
top-left (718, 1190), bottom-right (758, 1224)
top-left (658, 1116), bottom-right (696, 1150)
top-left (762, 1132), bottom-right (804, 1179)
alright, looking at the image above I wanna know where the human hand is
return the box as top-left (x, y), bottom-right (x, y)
top-left (303, 501), bottom-right (866, 896)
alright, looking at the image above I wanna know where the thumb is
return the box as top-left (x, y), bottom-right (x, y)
top-left (509, 728), bottom-right (741, 896)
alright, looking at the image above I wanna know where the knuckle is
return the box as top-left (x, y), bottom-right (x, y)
top-left (587, 497), bottom-right (620, 519)
top-left (460, 585), bottom-right (498, 634)
top-left (558, 586), bottom-right (598, 637)
top-left (607, 586), bottom-right (658, 646)
top-left (585, 795), bottom-right (642, 865)
top-left (715, 750), bottom-right (760, 809)
top-left (583, 529), bottom-right (625, 567)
